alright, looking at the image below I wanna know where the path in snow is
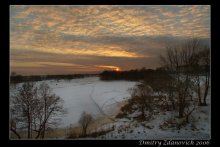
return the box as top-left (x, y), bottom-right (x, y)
top-left (49, 77), bottom-right (137, 128)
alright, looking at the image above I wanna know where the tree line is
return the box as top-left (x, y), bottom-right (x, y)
top-left (100, 66), bottom-right (208, 82)
top-left (10, 73), bottom-right (99, 84)
top-left (100, 68), bottom-right (160, 81)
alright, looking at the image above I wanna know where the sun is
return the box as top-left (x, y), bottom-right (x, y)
top-left (115, 68), bottom-right (120, 72)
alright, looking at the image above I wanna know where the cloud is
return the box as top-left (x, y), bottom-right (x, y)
top-left (95, 65), bottom-right (120, 70)
top-left (10, 5), bottom-right (210, 75)
top-left (11, 5), bottom-right (210, 38)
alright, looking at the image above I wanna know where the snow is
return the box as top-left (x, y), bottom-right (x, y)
top-left (86, 88), bottom-right (211, 140)
top-left (84, 105), bottom-right (210, 140)
top-left (10, 77), bottom-right (137, 128)
top-left (10, 76), bottom-right (211, 140)
top-left (54, 77), bottom-right (136, 128)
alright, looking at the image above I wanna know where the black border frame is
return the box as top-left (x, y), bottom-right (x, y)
top-left (3, 0), bottom-right (217, 146)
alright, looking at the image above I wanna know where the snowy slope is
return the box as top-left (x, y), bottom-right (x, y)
top-left (85, 89), bottom-right (211, 140)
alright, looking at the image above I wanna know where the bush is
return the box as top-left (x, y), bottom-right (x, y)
top-left (159, 118), bottom-right (187, 130)
top-left (87, 128), bottom-right (113, 138)
top-left (115, 112), bottom-right (127, 119)
top-left (66, 130), bottom-right (80, 139)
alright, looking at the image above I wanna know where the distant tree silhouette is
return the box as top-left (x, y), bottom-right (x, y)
top-left (10, 74), bottom-right (86, 84)
top-left (100, 68), bottom-right (158, 81)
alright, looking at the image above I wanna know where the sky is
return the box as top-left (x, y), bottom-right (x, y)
top-left (10, 5), bottom-right (210, 75)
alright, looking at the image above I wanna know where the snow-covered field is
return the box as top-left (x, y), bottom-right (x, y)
top-left (52, 77), bottom-right (137, 127)
top-left (10, 77), bottom-right (137, 128)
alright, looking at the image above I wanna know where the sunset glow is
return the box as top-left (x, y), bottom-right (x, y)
top-left (115, 68), bottom-right (120, 72)
top-left (10, 5), bottom-right (210, 75)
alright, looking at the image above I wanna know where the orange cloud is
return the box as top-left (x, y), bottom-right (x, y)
top-left (11, 5), bottom-right (210, 39)
top-left (95, 65), bottom-right (120, 70)
top-left (10, 5), bottom-right (210, 75)
top-left (10, 61), bottom-right (87, 68)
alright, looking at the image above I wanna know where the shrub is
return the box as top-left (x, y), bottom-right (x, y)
top-left (115, 112), bottom-right (127, 119)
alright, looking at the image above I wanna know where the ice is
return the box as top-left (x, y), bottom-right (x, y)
top-left (10, 77), bottom-right (136, 128)
top-left (53, 77), bottom-right (136, 128)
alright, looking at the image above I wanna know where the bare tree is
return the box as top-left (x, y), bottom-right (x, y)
top-left (34, 82), bottom-right (65, 139)
top-left (10, 82), bottom-right (65, 139)
top-left (160, 38), bottom-right (202, 118)
top-left (128, 83), bottom-right (154, 121)
top-left (188, 46), bottom-right (210, 106)
top-left (11, 82), bottom-right (38, 138)
top-left (78, 111), bottom-right (93, 137)
top-left (184, 100), bottom-right (198, 123)
top-left (199, 47), bottom-right (210, 105)
top-left (10, 108), bottom-right (21, 139)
